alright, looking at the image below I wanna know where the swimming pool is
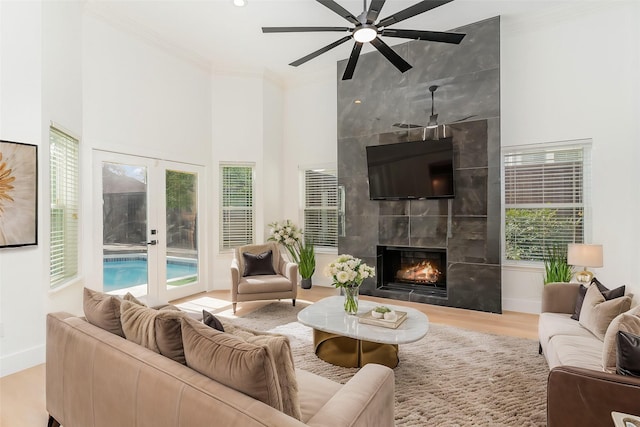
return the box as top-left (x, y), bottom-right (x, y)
top-left (103, 258), bottom-right (197, 292)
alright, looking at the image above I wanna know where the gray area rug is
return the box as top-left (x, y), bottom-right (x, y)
top-left (223, 301), bottom-right (549, 427)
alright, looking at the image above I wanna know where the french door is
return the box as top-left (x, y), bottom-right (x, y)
top-left (94, 151), bottom-right (205, 303)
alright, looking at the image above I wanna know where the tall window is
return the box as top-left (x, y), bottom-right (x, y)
top-left (49, 127), bottom-right (79, 287)
top-left (220, 164), bottom-right (254, 250)
top-left (503, 142), bottom-right (590, 262)
top-left (303, 168), bottom-right (338, 249)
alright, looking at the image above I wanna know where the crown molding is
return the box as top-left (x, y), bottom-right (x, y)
top-left (84, 1), bottom-right (212, 73)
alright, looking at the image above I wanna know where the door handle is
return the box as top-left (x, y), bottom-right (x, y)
top-left (146, 240), bottom-right (158, 246)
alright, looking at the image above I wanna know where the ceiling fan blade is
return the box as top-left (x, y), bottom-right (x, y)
top-left (342, 42), bottom-right (363, 80)
top-left (289, 35), bottom-right (352, 67)
top-left (380, 29), bottom-right (465, 44)
top-left (262, 26), bottom-right (351, 33)
top-left (370, 37), bottom-right (412, 73)
top-left (366, 0), bottom-right (386, 24)
top-left (377, 0), bottom-right (454, 28)
top-left (316, 0), bottom-right (360, 25)
top-left (393, 123), bottom-right (425, 129)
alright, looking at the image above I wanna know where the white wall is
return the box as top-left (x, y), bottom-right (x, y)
top-left (282, 69), bottom-right (338, 287)
top-left (501, 1), bottom-right (640, 312)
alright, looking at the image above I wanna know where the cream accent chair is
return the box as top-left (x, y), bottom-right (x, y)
top-left (230, 242), bottom-right (298, 314)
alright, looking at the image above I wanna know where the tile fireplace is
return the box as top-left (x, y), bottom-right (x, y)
top-left (377, 245), bottom-right (447, 297)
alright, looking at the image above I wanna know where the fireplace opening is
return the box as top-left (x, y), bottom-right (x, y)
top-left (377, 246), bottom-right (447, 297)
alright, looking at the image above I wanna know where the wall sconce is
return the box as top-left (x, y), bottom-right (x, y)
top-left (567, 243), bottom-right (603, 283)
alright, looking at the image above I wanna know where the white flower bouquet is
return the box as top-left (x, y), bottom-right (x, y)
top-left (324, 254), bottom-right (375, 314)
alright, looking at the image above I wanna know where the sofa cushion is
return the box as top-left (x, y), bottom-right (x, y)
top-left (83, 287), bottom-right (124, 337)
top-left (237, 275), bottom-right (293, 294)
top-left (180, 316), bottom-right (283, 412)
top-left (120, 301), bottom-right (161, 353)
top-left (242, 250), bottom-right (277, 276)
top-left (546, 334), bottom-right (603, 371)
top-left (603, 307), bottom-right (640, 373)
top-left (617, 330), bottom-right (640, 377)
top-left (579, 285), bottom-right (632, 340)
top-left (123, 292), bottom-right (146, 306)
top-left (222, 322), bottom-right (301, 420)
top-left (155, 310), bottom-right (190, 365)
top-left (295, 368), bottom-right (342, 423)
top-left (539, 312), bottom-right (595, 345)
top-left (571, 280), bottom-right (626, 321)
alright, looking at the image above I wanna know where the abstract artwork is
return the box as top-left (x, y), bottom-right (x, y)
top-left (0, 140), bottom-right (38, 248)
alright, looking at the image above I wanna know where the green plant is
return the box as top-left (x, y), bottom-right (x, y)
top-left (543, 245), bottom-right (573, 284)
top-left (298, 238), bottom-right (316, 280)
top-left (374, 306), bottom-right (391, 313)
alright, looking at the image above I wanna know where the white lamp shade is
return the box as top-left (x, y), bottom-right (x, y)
top-left (567, 244), bottom-right (603, 268)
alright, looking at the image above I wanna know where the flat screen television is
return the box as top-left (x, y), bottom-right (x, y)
top-left (366, 138), bottom-right (455, 200)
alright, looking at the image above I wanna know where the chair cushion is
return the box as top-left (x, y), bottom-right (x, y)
top-left (180, 316), bottom-right (283, 412)
top-left (243, 250), bottom-right (277, 276)
top-left (237, 275), bottom-right (293, 294)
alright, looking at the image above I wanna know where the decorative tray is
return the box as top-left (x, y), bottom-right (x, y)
top-left (358, 310), bottom-right (407, 329)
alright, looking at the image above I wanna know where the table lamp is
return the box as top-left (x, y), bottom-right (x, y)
top-left (567, 243), bottom-right (603, 283)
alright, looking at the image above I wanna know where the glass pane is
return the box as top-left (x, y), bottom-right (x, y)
top-left (102, 162), bottom-right (148, 295)
top-left (166, 170), bottom-right (198, 289)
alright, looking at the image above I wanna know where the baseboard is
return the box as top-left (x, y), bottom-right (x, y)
top-left (502, 297), bottom-right (541, 314)
top-left (1, 344), bottom-right (45, 377)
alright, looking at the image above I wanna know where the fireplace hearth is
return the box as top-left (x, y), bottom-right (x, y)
top-left (377, 246), bottom-right (447, 298)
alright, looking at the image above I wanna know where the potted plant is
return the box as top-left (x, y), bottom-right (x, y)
top-left (298, 238), bottom-right (315, 289)
top-left (543, 244), bottom-right (573, 284)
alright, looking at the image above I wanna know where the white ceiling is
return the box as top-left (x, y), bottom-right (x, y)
top-left (85, 0), bottom-right (566, 84)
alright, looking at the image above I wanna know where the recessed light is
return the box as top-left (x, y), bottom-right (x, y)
top-left (354, 99), bottom-right (362, 104)
top-left (233, 0), bottom-right (247, 6)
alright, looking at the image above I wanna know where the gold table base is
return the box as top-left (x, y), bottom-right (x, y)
top-left (313, 329), bottom-right (399, 368)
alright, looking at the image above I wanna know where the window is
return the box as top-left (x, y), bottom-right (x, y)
top-left (49, 127), bottom-right (79, 287)
top-left (503, 141), bottom-right (590, 262)
top-left (303, 168), bottom-right (338, 249)
top-left (220, 164), bottom-right (254, 250)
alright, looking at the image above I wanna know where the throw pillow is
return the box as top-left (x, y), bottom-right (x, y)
top-left (616, 330), bottom-right (640, 377)
top-left (602, 306), bottom-right (640, 373)
top-left (120, 300), bottom-right (161, 353)
top-left (202, 309), bottom-right (225, 332)
top-left (155, 310), bottom-right (190, 365)
top-left (571, 279), bottom-right (627, 321)
top-left (242, 250), bottom-right (277, 277)
top-left (224, 323), bottom-right (301, 420)
top-left (579, 285), bottom-right (632, 340)
top-left (123, 292), bottom-right (146, 306)
top-left (180, 316), bottom-right (283, 412)
top-left (83, 287), bottom-right (125, 337)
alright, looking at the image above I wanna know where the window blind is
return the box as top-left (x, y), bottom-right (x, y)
top-left (50, 127), bottom-right (79, 286)
top-left (220, 164), bottom-right (254, 250)
top-left (504, 145), bottom-right (588, 262)
top-left (303, 169), bottom-right (338, 249)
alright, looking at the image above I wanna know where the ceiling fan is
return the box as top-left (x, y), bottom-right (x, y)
top-left (393, 85), bottom-right (476, 129)
top-left (262, 0), bottom-right (466, 80)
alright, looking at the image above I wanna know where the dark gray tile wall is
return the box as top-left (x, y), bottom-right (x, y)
top-left (337, 17), bottom-right (502, 313)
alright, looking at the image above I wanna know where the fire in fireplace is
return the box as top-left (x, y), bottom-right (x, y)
top-left (377, 245), bottom-right (447, 297)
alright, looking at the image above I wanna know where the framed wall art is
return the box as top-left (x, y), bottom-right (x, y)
top-left (0, 140), bottom-right (38, 248)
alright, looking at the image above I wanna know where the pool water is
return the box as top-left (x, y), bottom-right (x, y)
top-left (103, 259), bottom-right (197, 292)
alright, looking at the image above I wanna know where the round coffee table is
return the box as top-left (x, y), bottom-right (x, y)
top-left (297, 296), bottom-right (429, 368)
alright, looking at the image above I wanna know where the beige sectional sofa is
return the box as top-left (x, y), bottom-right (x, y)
top-left (46, 310), bottom-right (395, 427)
top-left (538, 282), bottom-right (640, 426)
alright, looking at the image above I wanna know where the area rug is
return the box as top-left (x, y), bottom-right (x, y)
top-left (223, 301), bottom-right (549, 427)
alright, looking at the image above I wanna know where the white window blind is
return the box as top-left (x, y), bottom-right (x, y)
top-left (50, 127), bottom-right (79, 287)
top-left (504, 143), bottom-right (589, 262)
top-left (220, 164), bottom-right (254, 250)
top-left (303, 168), bottom-right (338, 249)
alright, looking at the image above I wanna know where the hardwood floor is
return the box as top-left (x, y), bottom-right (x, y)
top-left (0, 286), bottom-right (538, 427)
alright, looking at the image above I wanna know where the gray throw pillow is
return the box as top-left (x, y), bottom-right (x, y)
top-left (202, 309), bottom-right (225, 332)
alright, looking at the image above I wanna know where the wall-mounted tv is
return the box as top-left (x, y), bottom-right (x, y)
top-left (366, 138), bottom-right (455, 200)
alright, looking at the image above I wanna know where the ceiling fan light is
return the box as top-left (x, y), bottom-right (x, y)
top-left (353, 26), bottom-right (377, 43)
top-left (233, 0), bottom-right (247, 7)
top-left (427, 115), bottom-right (438, 129)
